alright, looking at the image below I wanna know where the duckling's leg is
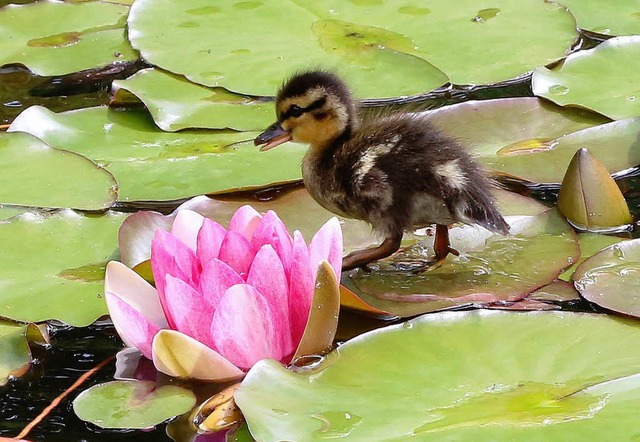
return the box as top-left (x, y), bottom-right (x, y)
top-left (432, 224), bottom-right (459, 267)
top-left (342, 235), bottom-right (403, 271)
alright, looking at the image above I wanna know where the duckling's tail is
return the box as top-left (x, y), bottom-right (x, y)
top-left (457, 192), bottom-right (510, 235)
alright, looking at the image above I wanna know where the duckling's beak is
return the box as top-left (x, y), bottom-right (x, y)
top-left (254, 123), bottom-right (292, 151)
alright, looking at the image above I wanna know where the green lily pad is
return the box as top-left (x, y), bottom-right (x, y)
top-left (236, 311), bottom-right (640, 441)
top-left (0, 206), bottom-right (27, 221)
top-left (533, 36), bottom-right (640, 120)
top-left (527, 280), bottom-right (580, 303)
top-left (0, 210), bottom-right (127, 326)
top-left (557, 0), bottom-right (640, 36)
top-left (559, 233), bottom-right (626, 282)
top-left (73, 380), bottom-right (196, 429)
top-left (8, 106), bottom-right (307, 202)
top-left (128, 0), bottom-right (575, 96)
top-left (347, 209), bottom-right (578, 317)
top-left (119, 187), bottom-right (376, 268)
top-left (0, 0), bottom-right (137, 76)
top-left (112, 68), bottom-right (274, 131)
top-left (574, 238), bottom-right (640, 318)
top-left (427, 97), bottom-right (609, 158)
top-left (0, 131), bottom-right (117, 210)
top-left (0, 322), bottom-right (32, 386)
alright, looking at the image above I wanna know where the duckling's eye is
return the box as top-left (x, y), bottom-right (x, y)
top-left (288, 105), bottom-right (303, 118)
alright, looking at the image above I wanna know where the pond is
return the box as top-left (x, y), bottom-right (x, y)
top-left (2, 1), bottom-right (640, 441)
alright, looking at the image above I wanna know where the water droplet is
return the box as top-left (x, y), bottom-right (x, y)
top-left (613, 245), bottom-right (626, 260)
top-left (402, 321), bottom-right (414, 329)
top-left (311, 411), bottom-right (363, 438)
top-left (592, 26), bottom-right (611, 34)
top-left (233, 1), bottom-right (263, 10)
top-left (178, 21), bottom-right (200, 28)
top-left (398, 5), bottom-right (431, 15)
top-left (272, 408), bottom-right (289, 416)
top-left (4, 100), bottom-right (22, 108)
top-left (186, 6), bottom-right (221, 15)
top-left (628, 96), bottom-right (636, 101)
top-left (231, 48), bottom-right (251, 55)
top-left (549, 85), bottom-right (569, 96)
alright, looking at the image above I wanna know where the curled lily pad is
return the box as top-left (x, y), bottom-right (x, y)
top-left (0, 322), bottom-right (32, 386)
top-left (556, 0), bottom-right (640, 36)
top-left (0, 131), bottom-right (117, 210)
top-left (236, 310), bottom-right (640, 441)
top-left (0, 0), bottom-right (136, 75)
top-left (0, 210), bottom-right (126, 326)
top-left (112, 68), bottom-right (274, 131)
top-left (527, 280), bottom-right (581, 304)
top-left (73, 380), bottom-right (196, 429)
top-left (557, 148), bottom-right (632, 231)
top-left (533, 36), bottom-right (640, 120)
top-left (574, 238), bottom-right (640, 318)
top-left (559, 233), bottom-right (627, 282)
top-left (348, 209), bottom-right (578, 317)
top-left (8, 106), bottom-right (306, 202)
top-left (128, 0), bottom-right (575, 96)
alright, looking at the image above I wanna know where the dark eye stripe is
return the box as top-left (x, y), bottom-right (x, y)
top-left (282, 97), bottom-right (327, 120)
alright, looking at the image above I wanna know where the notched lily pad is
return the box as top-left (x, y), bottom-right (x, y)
top-left (347, 210), bottom-right (578, 317)
top-left (574, 238), bottom-right (640, 318)
top-left (9, 105), bottom-right (307, 202)
top-left (73, 380), bottom-right (196, 429)
top-left (533, 36), bottom-right (640, 120)
top-left (112, 68), bottom-right (274, 131)
top-left (236, 311), bottom-right (640, 441)
top-left (0, 209), bottom-right (126, 326)
top-left (0, 0), bottom-right (137, 75)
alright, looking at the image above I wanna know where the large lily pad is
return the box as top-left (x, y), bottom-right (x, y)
top-left (573, 239), bottom-right (640, 318)
top-left (237, 311), bottom-right (640, 441)
top-left (0, 210), bottom-right (127, 326)
top-left (0, 0), bottom-right (137, 76)
top-left (557, 0), bottom-right (640, 36)
top-left (128, 0), bottom-right (575, 97)
top-left (426, 97), bottom-right (615, 183)
top-left (347, 209), bottom-right (578, 317)
top-left (0, 131), bottom-right (117, 210)
top-left (73, 380), bottom-right (196, 429)
top-left (112, 68), bottom-right (274, 131)
top-left (533, 36), bottom-right (640, 120)
top-left (8, 106), bottom-right (307, 202)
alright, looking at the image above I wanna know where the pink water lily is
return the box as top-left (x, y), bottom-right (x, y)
top-left (105, 206), bottom-right (342, 381)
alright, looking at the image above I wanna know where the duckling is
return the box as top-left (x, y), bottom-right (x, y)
top-left (254, 70), bottom-right (509, 271)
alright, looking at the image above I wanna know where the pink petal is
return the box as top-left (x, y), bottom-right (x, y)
top-left (200, 258), bottom-right (244, 308)
top-left (170, 210), bottom-right (205, 252)
top-left (196, 218), bottom-right (227, 266)
top-left (228, 205), bottom-right (262, 241)
top-left (210, 284), bottom-right (284, 370)
top-left (104, 261), bottom-right (168, 330)
top-left (218, 231), bottom-right (256, 278)
top-left (309, 217), bottom-right (343, 281)
top-left (251, 210), bottom-right (293, 273)
top-left (247, 244), bottom-right (293, 356)
top-left (151, 229), bottom-right (200, 328)
top-left (163, 275), bottom-right (215, 348)
top-left (105, 293), bottom-right (162, 359)
top-left (288, 231), bottom-right (315, 346)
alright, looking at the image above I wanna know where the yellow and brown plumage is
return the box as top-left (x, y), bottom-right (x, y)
top-left (255, 70), bottom-right (509, 271)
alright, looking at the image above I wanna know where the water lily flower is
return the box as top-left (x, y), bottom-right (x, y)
top-left (105, 206), bottom-right (342, 381)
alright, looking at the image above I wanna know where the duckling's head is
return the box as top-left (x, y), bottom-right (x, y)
top-left (255, 70), bottom-right (356, 151)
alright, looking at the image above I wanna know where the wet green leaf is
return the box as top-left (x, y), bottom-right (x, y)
top-left (0, 132), bottom-right (117, 210)
top-left (0, 210), bottom-right (126, 326)
top-left (0, 322), bottom-right (32, 386)
top-left (0, 207), bottom-right (27, 221)
top-left (557, 0), bottom-right (640, 36)
top-left (533, 36), bottom-right (640, 120)
top-left (526, 280), bottom-right (580, 303)
top-left (112, 68), bottom-right (275, 131)
top-left (73, 380), bottom-right (196, 429)
top-left (559, 233), bottom-right (626, 282)
top-left (574, 238), bottom-right (640, 318)
top-left (346, 210), bottom-right (578, 317)
top-left (236, 311), bottom-right (640, 441)
top-left (8, 106), bottom-right (306, 202)
top-left (0, 0), bottom-right (136, 75)
top-left (557, 148), bottom-right (632, 231)
top-left (128, 0), bottom-right (575, 96)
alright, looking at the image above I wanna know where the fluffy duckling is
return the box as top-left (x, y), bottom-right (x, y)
top-left (255, 70), bottom-right (509, 271)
